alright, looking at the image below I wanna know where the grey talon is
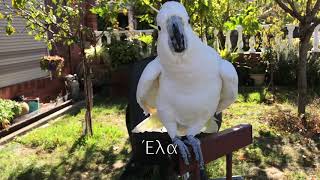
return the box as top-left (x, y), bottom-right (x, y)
top-left (173, 137), bottom-right (190, 165)
top-left (185, 136), bottom-right (205, 169)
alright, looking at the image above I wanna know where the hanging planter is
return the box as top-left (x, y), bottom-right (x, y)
top-left (40, 55), bottom-right (64, 79)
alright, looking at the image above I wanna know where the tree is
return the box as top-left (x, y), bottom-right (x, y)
top-left (274, 0), bottom-right (320, 115)
top-left (0, 0), bottom-right (106, 136)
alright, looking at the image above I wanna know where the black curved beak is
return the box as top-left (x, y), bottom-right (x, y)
top-left (167, 16), bottom-right (186, 53)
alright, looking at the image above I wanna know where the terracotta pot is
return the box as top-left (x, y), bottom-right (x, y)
top-left (249, 74), bottom-right (265, 86)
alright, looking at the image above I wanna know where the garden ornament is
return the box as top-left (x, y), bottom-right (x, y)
top-left (134, 1), bottom-right (238, 173)
top-left (65, 74), bottom-right (80, 100)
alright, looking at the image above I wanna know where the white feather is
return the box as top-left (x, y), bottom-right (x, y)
top-left (134, 2), bottom-right (238, 139)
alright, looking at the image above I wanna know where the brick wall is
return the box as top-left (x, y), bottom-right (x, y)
top-left (0, 77), bottom-right (65, 103)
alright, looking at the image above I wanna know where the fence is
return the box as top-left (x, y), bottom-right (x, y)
top-left (95, 24), bottom-right (320, 56)
top-left (222, 24), bottom-right (320, 54)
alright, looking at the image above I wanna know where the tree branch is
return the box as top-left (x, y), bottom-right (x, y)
top-left (306, 0), bottom-right (312, 15)
top-left (275, 0), bottom-right (303, 21)
top-left (310, 0), bottom-right (320, 18)
top-left (286, 0), bottom-right (300, 16)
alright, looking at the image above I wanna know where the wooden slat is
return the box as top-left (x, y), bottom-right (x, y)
top-left (177, 124), bottom-right (252, 174)
top-left (131, 124), bottom-right (252, 171)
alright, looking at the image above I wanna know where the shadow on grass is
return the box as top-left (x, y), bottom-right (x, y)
top-left (297, 148), bottom-right (315, 168)
top-left (8, 136), bottom-right (131, 180)
top-left (245, 130), bottom-right (291, 171)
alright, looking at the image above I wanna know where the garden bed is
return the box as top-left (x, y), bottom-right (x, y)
top-left (0, 100), bottom-right (72, 140)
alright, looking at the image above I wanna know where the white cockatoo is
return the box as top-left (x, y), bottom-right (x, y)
top-left (134, 1), bottom-right (238, 168)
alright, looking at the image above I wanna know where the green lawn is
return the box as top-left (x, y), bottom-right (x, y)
top-left (0, 89), bottom-right (319, 179)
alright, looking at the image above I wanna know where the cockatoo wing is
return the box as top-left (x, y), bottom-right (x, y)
top-left (133, 57), bottom-right (165, 133)
top-left (136, 57), bottom-right (161, 116)
top-left (131, 112), bottom-right (166, 133)
top-left (216, 59), bottom-right (238, 113)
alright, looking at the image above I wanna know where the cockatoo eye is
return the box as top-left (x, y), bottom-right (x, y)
top-left (188, 19), bottom-right (190, 24)
top-left (158, 26), bottom-right (161, 31)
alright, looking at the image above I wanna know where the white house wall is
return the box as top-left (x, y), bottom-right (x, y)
top-left (0, 1), bottom-right (48, 88)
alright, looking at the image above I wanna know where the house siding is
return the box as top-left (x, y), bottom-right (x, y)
top-left (0, 1), bottom-right (48, 89)
top-left (0, 1), bottom-right (61, 101)
top-left (0, 0), bottom-right (98, 102)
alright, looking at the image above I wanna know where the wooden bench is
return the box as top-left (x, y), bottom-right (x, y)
top-left (130, 124), bottom-right (252, 180)
top-left (124, 57), bottom-right (253, 179)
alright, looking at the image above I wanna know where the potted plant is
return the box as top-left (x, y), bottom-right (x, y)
top-left (40, 55), bottom-right (64, 79)
top-left (240, 51), bottom-right (266, 86)
top-left (106, 39), bottom-right (142, 97)
top-left (83, 44), bottom-right (111, 88)
top-left (249, 64), bottom-right (266, 86)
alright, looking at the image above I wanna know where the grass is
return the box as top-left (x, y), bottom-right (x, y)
top-left (0, 89), bottom-right (319, 179)
top-left (0, 96), bottom-right (129, 179)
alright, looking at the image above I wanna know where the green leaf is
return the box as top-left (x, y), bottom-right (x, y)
top-left (51, 15), bottom-right (57, 24)
top-left (5, 24), bottom-right (16, 35)
top-left (0, 12), bottom-right (4, 19)
top-left (12, 0), bottom-right (25, 8)
top-left (47, 42), bottom-right (52, 50)
top-left (34, 34), bottom-right (42, 41)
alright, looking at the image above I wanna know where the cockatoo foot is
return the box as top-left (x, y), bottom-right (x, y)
top-left (184, 135), bottom-right (204, 169)
top-left (173, 137), bottom-right (191, 165)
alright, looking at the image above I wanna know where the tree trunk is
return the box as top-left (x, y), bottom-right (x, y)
top-left (78, 0), bottom-right (94, 136)
top-left (82, 50), bottom-right (94, 136)
top-left (297, 30), bottom-right (311, 115)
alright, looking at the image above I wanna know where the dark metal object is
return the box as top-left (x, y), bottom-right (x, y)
top-left (226, 154), bottom-right (232, 180)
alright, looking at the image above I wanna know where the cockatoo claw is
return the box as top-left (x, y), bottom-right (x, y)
top-left (184, 135), bottom-right (204, 169)
top-left (173, 137), bottom-right (191, 165)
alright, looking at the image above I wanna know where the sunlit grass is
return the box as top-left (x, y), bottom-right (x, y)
top-left (0, 97), bottom-right (129, 179)
top-left (0, 90), bottom-right (319, 179)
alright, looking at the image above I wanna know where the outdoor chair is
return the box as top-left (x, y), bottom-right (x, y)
top-left (122, 57), bottom-right (253, 180)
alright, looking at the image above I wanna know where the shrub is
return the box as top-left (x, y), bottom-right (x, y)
top-left (85, 44), bottom-right (109, 64)
top-left (106, 39), bottom-right (142, 70)
top-left (219, 49), bottom-right (239, 63)
top-left (272, 49), bottom-right (297, 86)
top-left (0, 99), bottom-right (22, 129)
top-left (272, 50), bottom-right (320, 87)
top-left (307, 53), bottom-right (320, 88)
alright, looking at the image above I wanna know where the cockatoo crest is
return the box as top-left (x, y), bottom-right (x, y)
top-left (156, 2), bottom-right (189, 26)
top-left (156, 1), bottom-right (196, 63)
